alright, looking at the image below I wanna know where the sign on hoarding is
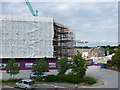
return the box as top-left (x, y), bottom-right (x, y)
top-left (25, 63), bottom-right (33, 68)
top-left (48, 63), bottom-right (56, 68)
top-left (0, 63), bottom-right (7, 69)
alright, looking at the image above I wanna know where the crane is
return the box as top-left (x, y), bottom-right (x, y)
top-left (24, 0), bottom-right (38, 16)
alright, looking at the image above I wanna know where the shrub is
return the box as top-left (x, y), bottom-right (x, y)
top-left (62, 74), bottom-right (81, 84)
top-left (44, 75), bottom-right (59, 82)
top-left (2, 78), bottom-right (22, 83)
top-left (44, 74), bottom-right (81, 84)
top-left (104, 62), bottom-right (113, 68)
top-left (35, 78), bottom-right (43, 82)
top-left (82, 76), bottom-right (96, 85)
top-left (44, 75), bottom-right (96, 85)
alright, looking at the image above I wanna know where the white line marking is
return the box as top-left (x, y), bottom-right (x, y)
top-left (41, 84), bottom-right (66, 88)
top-left (4, 85), bottom-right (14, 88)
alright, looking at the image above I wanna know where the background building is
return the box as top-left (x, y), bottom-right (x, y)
top-left (88, 47), bottom-right (105, 58)
top-left (0, 15), bottom-right (74, 70)
top-left (73, 48), bottom-right (92, 58)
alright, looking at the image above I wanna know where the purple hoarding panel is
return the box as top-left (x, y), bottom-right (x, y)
top-left (0, 58), bottom-right (58, 70)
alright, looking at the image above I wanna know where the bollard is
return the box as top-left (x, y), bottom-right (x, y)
top-left (74, 84), bottom-right (78, 89)
top-left (54, 83), bottom-right (57, 90)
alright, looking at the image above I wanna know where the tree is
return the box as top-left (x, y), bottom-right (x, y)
top-left (6, 58), bottom-right (20, 79)
top-left (112, 45), bottom-right (120, 70)
top-left (101, 45), bottom-right (116, 56)
top-left (71, 52), bottom-right (87, 78)
top-left (58, 57), bottom-right (69, 75)
top-left (32, 57), bottom-right (48, 75)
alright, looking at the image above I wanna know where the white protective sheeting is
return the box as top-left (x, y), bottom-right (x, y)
top-left (0, 15), bottom-right (54, 58)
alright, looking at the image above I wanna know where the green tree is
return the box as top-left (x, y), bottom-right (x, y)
top-left (112, 45), bottom-right (120, 70)
top-left (58, 57), bottom-right (69, 75)
top-left (6, 58), bottom-right (20, 79)
top-left (32, 57), bottom-right (48, 75)
top-left (101, 45), bottom-right (116, 56)
top-left (71, 52), bottom-right (87, 78)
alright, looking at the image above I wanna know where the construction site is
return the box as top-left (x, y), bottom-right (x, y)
top-left (53, 22), bottom-right (74, 58)
top-left (0, 15), bottom-right (74, 70)
top-left (0, 0), bottom-right (74, 70)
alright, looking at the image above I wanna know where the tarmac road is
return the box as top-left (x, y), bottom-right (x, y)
top-left (0, 69), bottom-right (58, 80)
top-left (0, 66), bottom-right (119, 88)
top-left (86, 66), bottom-right (119, 88)
top-left (1, 82), bottom-right (83, 89)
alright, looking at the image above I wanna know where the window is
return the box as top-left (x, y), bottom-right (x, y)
top-left (33, 73), bottom-right (37, 75)
top-left (29, 81), bottom-right (35, 85)
top-left (19, 81), bottom-right (22, 83)
top-left (24, 81), bottom-right (29, 84)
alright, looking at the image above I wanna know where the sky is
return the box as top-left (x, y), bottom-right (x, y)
top-left (0, 1), bottom-right (118, 47)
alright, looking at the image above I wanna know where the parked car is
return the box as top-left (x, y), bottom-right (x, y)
top-left (15, 79), bottom-right (35, 90)
top-left (29, 72), bottom-right (48, 79)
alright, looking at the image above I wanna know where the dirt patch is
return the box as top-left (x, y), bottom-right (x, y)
top-left (79, 83), bottom-right (90, 86)
top-left (1, 82), bottom-right (15, 85)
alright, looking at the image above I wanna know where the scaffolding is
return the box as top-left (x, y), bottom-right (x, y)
top-left (53, 22), bottom-right (74, 58)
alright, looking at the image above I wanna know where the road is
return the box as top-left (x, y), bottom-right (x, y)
top-left (1, 82), bottom-right (83, 89)
top-left (86, 66), bottom-right (119, 88)
top-left (0, 66), bottom-right (119, 88)
top-left (0, 70), bottom-right (58, 80)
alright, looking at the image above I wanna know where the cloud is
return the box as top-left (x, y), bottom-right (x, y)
top-left (54, 4), bottom-right (71, 11)
top-left (76, 40), bottom-right (118, 47)
top-left (1, 0), bottom-right (119, 2)
top-left (1, 2), bottom-right (118, 46)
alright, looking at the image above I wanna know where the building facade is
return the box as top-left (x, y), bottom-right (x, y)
top-left (73, 48), bottom-right (92, 58)
top-left (88, 47), bottom-right (105, 58)
top-left (0, 15), bottom-right (74, 70)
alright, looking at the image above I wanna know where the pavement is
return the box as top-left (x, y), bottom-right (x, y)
top-left (0, 66), bottom-right (119, 88)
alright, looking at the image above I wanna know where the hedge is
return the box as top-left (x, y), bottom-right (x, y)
top-left (44, 74), bottom-right (96, 85)
top-left (1, 79), bottom-right (22, 83)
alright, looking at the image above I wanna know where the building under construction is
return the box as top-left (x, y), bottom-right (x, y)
top-left (53, 22), bottom-right (74, 58)
top-left (0, 15), bottom-right (74, 70)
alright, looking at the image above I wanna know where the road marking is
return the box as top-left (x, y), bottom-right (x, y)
top-left (41, 84), bottom-right (66, 88)
top-left (4, 85), bottom-right (14, 88)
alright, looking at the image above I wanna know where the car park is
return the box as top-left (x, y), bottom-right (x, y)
top-left (15, 79), bottom-right (35, 90)
top-left (29, 72), bottom-right (48, 79)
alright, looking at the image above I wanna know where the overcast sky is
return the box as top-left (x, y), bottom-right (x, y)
top-left (0, 2), bottom-right (118, 47)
